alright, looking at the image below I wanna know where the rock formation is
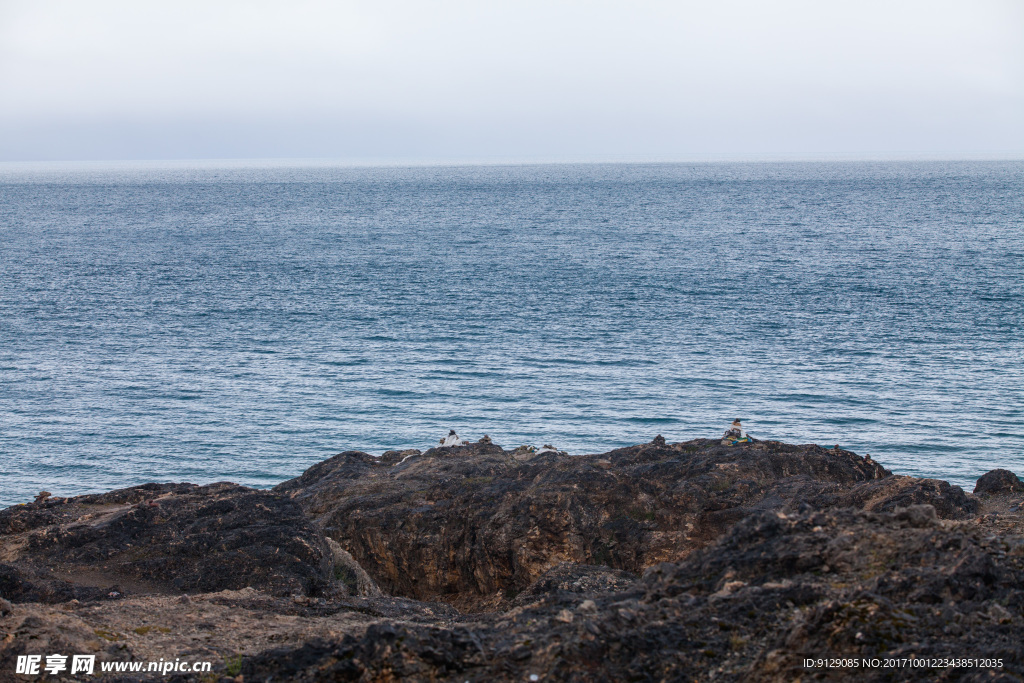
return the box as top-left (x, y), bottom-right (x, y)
top-left (0, 438), bottom-right (1020, 681)
top-left (974, 468), bottom-right (1024, 496)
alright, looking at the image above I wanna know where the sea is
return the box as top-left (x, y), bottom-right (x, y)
top-left (1, 160), bottom-right (1021, 507)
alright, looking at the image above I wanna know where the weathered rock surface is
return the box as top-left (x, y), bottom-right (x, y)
top-left (273, 438), bottom-right (981, 611)
top-left (0, 440), bottom-right (1020, 681)
top-left (510, 562), bottom-right (637, 607)
top-left (0, 482), bottom-right (336, 602)
top-left (975, 468), bottom-right (1024, 496)
top-left (0, 588), bottom-right (459, 682)
top-left (236, 505), bottom-right (1024, 682)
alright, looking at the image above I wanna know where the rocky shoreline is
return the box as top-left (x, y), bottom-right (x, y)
top-left (1, 437), bottom-right (1022, 681)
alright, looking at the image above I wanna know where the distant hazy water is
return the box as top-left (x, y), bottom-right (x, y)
top-left (0, 161), bottom-right (1021, 506)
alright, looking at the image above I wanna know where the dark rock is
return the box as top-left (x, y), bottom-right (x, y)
top-left (380, 448), bottom-right (420, 465)
top-left (894, 503), bottom-right (939, 527)
top-left (975, 469), bottom-right (1024, 495)
top-left (1, 482), bottom-right (336, 601)
top-left (273, 438), bottom-right (907, 609)
top-left (798, 475), bottom-right (979, 519)
top-left (240, 623), bottom-right (489, 683)
top-left (512, 562), bottom-right (637, 606)
top-left (3, 436), bottom-right (1022, 681)
top-left (236, 501), bottom-right (1024, 681)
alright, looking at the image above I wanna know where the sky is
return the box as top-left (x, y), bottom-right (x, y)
top-left (1, 0), bottom-right (1022, 163)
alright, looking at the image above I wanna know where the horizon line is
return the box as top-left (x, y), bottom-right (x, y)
top-left (2, 152), bottom-right (1023, 170)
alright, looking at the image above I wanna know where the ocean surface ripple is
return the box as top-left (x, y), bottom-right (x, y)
top-left (1, 161), bottom-right (1021, 505)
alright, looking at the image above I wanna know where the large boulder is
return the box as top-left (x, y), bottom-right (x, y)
top-left (974, 468), bottom-right (1024, 496)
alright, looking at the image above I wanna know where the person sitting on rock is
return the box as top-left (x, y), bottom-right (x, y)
top-left (440, 430), bottom-right (467, 447)
top-left (722, 419), bottom-right (752, 445)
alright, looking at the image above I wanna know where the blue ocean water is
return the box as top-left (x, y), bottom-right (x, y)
top-left (0, 161), bottom-right (1021, 506)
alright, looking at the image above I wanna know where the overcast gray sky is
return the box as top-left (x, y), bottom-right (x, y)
top-left (1, 0), bottom-right (1021, 163)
